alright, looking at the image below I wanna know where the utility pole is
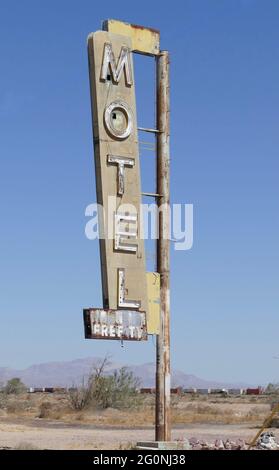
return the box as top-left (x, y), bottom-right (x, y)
top-left (156, 51), bottom-right (171, 442)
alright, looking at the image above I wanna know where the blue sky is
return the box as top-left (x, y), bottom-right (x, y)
top-left (0, 0), bottom-right (278, 384)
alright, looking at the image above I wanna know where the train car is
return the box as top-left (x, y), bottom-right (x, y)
top-left (44, 387), bottom-right (55, 393)
top-left (228, 389), bottom-right (243, 395)
top-left (170, 387), bottom-right (182, 395)
top-left (183, 388), bottom-right (197, 394)
top-left (246, 387), bottom-right (262, 395)
top-left (53, 387), bottom-right (67, 393)
top-left (140, 388), bottom-right (155, 394)
top-left (210, 388), bottom-right (228, 395)
top-left (196, 388), bottom-right (210, 395)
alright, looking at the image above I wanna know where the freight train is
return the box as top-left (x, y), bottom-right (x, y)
top-left (26, 386), bottom-right (263, 395)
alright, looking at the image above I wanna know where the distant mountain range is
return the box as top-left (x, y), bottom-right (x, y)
top-left (0, 357), bottom-right (252, 389)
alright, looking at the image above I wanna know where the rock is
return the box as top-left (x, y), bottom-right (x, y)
top-left (236, 438), bottom-right (245, 445)
top-left (182, 435), bottom-right (269, 451)
top-left (199, 439), bottom-right (208, 446)
top-left (200, 440), bottom-right (209, 450)
top-left (257, 432), bottom-right (279, 450)
top-left (234, 438), bottom-right (245, 449)
top-left (224, 439), bottom-right (232, 450)
top-left (207, 443), bottom-right (215, 450)
top-left (230, 441), bottom-right (241, 450)
top-left (189, 437), bottom-right (199, 446)
top-left (215, 439), bottom-right (225, 450)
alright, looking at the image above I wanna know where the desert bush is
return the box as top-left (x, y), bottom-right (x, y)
top-left (6, 400), bottom-right (29, 414)
top-left (118, 441), bottom-right (135, 450)
top-left (37, 400), bottom-right (64, 420)
top-left (38, 401), bottom-right (52, 418)
top-left (67, 358), bottom-right (141, 411)
top-left (67, 378), bottom-right (94, 411)
top-left (93, 367), bottom-right (142, 410)
top-left (4, 377), bottom-right (26, 395)
top-left (0, 393), bottom-right (7, 409)
top-left (246, 408), bottom-right (262, 421)
top-left (67, 357), bottom-right (110, 411)
top-left (266, 383), bottom-right (279, 395)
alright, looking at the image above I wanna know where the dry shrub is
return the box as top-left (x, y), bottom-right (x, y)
top-left (75, 412), bottom-right (85, 421)
top-left (184, 403), bottom-right (220, 415)
top-left (118, 442), bottom-right (135, 450)
top-left (68, 357), bottom-right (142, 411)
top-left (0, 393), bottom-right (7, 409)
top-left (67, 379), bottom-right (93, 411)
top-left (171, 402), bottom-right (265, 425)
top-left (38, 401), bottom-right (52, 418)
top-left (92, 368), bottom-right (142, 410)
top-left (37, 401), bottom-right (64, 420)
top-left (4, 378), bottom-right (26, 395)
top-left (6, 400), bottom-right (29, 414)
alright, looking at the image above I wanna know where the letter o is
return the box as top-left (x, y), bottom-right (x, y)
top-left (104, 100), bottom-right (133, 140)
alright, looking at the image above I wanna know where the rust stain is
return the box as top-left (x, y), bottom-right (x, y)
top-left (130, 23), bottom-right (160, 35)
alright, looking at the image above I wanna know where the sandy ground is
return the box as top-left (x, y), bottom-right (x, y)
top-left (0, 417), bottom-right (278, 449)
top-left (0, 393), bottom-right (277, 449)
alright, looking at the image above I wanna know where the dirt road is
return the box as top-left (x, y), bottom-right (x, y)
top-left (0, 417), bottom-right (277, 449)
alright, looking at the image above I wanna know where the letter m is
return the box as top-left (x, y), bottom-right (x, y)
top-left (100, 43), bottom-right (133, 86)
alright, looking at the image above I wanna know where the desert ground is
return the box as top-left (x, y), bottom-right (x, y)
top-left (0, 392), bottom-right (278, 449)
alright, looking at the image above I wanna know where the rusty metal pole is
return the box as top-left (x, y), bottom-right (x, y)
top-left (155, 50), bottom-right (171, 442)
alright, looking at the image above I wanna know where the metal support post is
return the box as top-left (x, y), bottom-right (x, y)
top-left (155, 51), bottom-right (171, 442)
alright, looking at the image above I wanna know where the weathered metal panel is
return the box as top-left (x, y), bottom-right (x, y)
top-left (103, 19), bottom-right (160, 56)
top-left (87, 31), bottom-right (148, 313)
top-left (146, 272), bottom-right (160, 335)
top-left (83, 308), bottom-right (147, 341)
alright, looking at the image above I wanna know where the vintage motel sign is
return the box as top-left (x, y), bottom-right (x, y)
top-left (86, 30), bottom-right (148, 338)
top-left (85, 20), bottom-right (170, 442)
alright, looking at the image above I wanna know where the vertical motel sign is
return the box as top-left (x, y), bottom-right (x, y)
top-left (84, 30), bottom-right (148, 341)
